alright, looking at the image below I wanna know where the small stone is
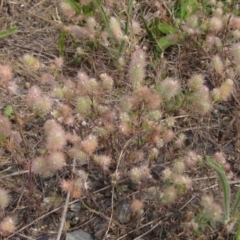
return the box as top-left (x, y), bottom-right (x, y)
top-left (69, 202), bottom-right (82, 212)
top-left (66, 229), bottom-right (93, 240)
top-left (116, 201), bottom-right (131, 223)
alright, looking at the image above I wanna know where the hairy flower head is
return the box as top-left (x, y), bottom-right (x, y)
top-left (129, 48), bottom-right (146, 90)
top-left (0, 188), bottom-right (10, 209)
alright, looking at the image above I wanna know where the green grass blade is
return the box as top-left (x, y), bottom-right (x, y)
top-left (58, 31), bottom-right (66, 56)
top-left (0, 26), bottom-right (17, 39)
top-left (141, 15), bottom-right (154, 41)
top-left (141, 15), bottom-right (163, 53)
top-left (206, 156), bottom-right (231, 222)
top-left (118, 0), bottom-right (133, 57)
top-left (232, 188), bottom-right (240, 216)
top-left (92, 0), bottom-right (110, 30)
top-left (236, 217), bottom-right (240, 240)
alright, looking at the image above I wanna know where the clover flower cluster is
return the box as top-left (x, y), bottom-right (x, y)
top-left (0, 188), bottom-right (16, 236)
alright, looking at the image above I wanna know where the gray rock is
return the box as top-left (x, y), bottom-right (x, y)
top-left (69, 202), bottom-right (82, 212)
top-left (66, 230), bottom-right (94, 240)
top-left (116, 201), bottom-right (131, 223)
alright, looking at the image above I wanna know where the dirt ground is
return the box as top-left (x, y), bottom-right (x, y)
top-left (1, 1), bottom-right (240, 240)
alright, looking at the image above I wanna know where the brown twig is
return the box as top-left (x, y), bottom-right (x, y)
top-left (56, 157), bottom-right (77, 240)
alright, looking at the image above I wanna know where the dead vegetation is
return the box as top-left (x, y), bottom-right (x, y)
top-left (0, 0), bottom-right (240, 240)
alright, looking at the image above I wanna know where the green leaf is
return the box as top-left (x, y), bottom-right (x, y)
top-left (233, 187), bottom-right (240, 217)
top-left (158, 23), bottom-right (179, 35)
top-left (176, 0), bottom-right (199, 20)
top-left (236, 217), bottom-right (240, 240)
top-left (82, 3), bottom-right (94, 15)
top-left (0, 26), bottom-right (17, 39)
top-left (58, 31), bottom-right (66, 56)
top-left (206, 156), bottom-right (230, 222)
top-left (4, 105), bottom-right (13, 117)
top-left (156, 35), bottom-right (180, 53)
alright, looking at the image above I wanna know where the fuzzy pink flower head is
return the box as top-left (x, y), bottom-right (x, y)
top-left (213, 152), bottom-right (226, 165)
top-left (47, 151), bottom-right (66, 171)
top-left (188, 74), bottom-right (204, 92)
top-left (131, 20), bottom-right (141, 35)
top-left (189, 86), bottom-right (212, 115)
top-left (0, 115), bottom-right (12, 137)
top-left (139, 87), bottom-right (161, 109)
top-left (160, 77), bottom-right (180, 101)
top-left (229, 17), bottom-right (240, 30)
top-left (22, 54), bottom-right (40, 71)
top-left (175, 133), bottom-right (186, 148)
top-left (77, 71), bottom-right (98, 94)
top-left (209, 16), bottom-right (223, 32)
top-left (131, 199), bottom-right (144, 213)
top-left (68, 147), bottom-right (88, 165)
top-left (109, 16), bottom-right (124, 41)
top-left (60, 179), bottom-right (74, 193)
top-left (173, 160), bottom-right (185, 174)
top-left (54, 57), bottom-right (64, 69)
top-left (77, 71), bottom-right (89, 83)
top-left (212, 55), bottom-right (224, 76)
top-left (184, 151), bottom-right (200, 168)
top-left (44, 119), bottom-right (57, 133)
top-left (31, 156), bottom-right (49, 176)
top-left (65, 25), bottom-right (94, 40)
top-left (27, 90), bottom-right (53, 114)
top-left (7, 81), bottom-right (19, 95)
top-left (44, 120), bottom-right (66, 151)
top-left (46, 129), bottom-right (66, 152)
top-left (93, 155), bottom-right (111, 171)
top-left (130, 165), bottom-right (151, 184)
top-left (201, 195), bottom-right (214, 209)
top-left (163, 129), bottom-right (175, 143)
top-left (35, 94), bottom-right (53, 114)
top-left (162, 185), bottom-right (178, 203)
top-left (219, 79), bottom-right (233, 101)
top-left (0, 64), bottom-right (13, 85)
top-left (26, 85), bottom-right (42, 107)
top-left (0, 216), bottom-right (16, 236)
top-left (62, 79), bottom-right (76, 100)
top-left (52, 103), bottom-right (74, 126)
top-left (0, 188), bottom-right (10, 209)
top-left (100, 73), bottom-right (114, 91)
top-left (149, 148), bottom-right (159, 160)
top-left (201, 195), bottom-right (222, 222)
top-left (162, 168), bottom-right (172, 181)
top-left (177, 175), bottom-right (192, 190)
top-left (231, 43), bottom-right (240, 63)
top-left (81, 134), bottom-right (98, 156)
top-left (59, 1), bottom-right (75, 18)
top-left (129, 48), bottom-right (146, 90)
top-left (86, 17), bottom-right (97, 34)
top-left (205, 35), bottom-right (215, 50)
top-left (40, 72), bottom-right (55, 85)
top-left (213, 8), bottom-right (223, 18)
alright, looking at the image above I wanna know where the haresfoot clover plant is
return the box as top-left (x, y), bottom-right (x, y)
top-left (2, 0), bottom-right (240, 238)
